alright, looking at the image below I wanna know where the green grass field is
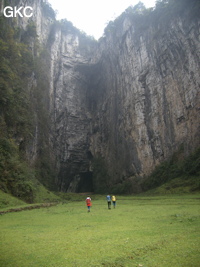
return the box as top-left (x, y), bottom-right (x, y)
top-left (0, 195), bottom-right (200, 267)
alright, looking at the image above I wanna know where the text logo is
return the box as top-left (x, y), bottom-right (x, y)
top-left (3, 6), bottom-right (33, 18)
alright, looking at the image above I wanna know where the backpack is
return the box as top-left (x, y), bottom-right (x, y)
top-left (86, 197), bottom-right (91, 205)
top-left (107, 195), bottom-right (111, 201)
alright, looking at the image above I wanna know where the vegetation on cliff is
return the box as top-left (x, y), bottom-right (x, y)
top-left (141, 147), bottom-right (200, 193)
top-left (104, 0), bottom-right (200, 37)
top-left (91, 147), bottom-right (200, 195)
top-left (0, 14), bottom-right (57, 202)
top-left (0, 16), bottom-right (35, 201)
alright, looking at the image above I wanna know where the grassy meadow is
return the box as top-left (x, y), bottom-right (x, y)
top-left (0, 194), bottom-right (200, 267)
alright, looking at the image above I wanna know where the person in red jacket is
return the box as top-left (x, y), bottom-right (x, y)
top-left (86, 196), bottom-right (92, 212)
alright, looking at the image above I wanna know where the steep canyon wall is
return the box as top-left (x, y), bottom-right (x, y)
top-left (85, 9), bottom-right (200, 190)
top-left (3, 0), bottom-right (199, 192)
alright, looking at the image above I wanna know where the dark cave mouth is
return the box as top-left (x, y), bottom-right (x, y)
top-left (77, 171), bottom-right (94, 193)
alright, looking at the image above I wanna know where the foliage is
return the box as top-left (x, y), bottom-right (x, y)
top-left (47, 19), bottom-right (95, 48)
top-left (0, 18), bottom-right (38, 202)
top-left (141, 148), bottom-right (200, 192)
top-left (0, 138), bottom-right (35, 202)
top-left (0, 136), bottom-right (59, 204)
top-left (47, 21), bottom-right (61, 46)
top-left (21, 22), bottom-right (37, 44)
top-left (92, 147), bottom-right (200, 195)
top-left (41, 0), bottom-right (56, 19)
top-left (0, 17), bottom-right (34, 142)
top-left (104, 0), bottom-right (200, 37)
top-left (112, 176), bottom-right (142, 195)
top-left (153, 0), bottom-right (200, 27)
top-left (31, 184), bottom-right (61, 204)
top-left (146, 176), bottom-right (200, 195)
top-left (111, 179), bottom-right (133, 194)
top-left (0, 15), bottom-right (57, 201)
top-left (104, 1), bottom-right (148, 36)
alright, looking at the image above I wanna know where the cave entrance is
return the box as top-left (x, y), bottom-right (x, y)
top-left (77, 172), bottom-right (93, 193)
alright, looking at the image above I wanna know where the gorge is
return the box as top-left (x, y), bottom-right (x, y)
top-left (0, 0), bottom-right (199, 196)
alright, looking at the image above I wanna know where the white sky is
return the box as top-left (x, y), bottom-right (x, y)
top-left (47, 0), bottom-right (156, 39)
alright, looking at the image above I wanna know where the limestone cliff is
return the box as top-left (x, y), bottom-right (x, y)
top-left (67, 1), bottom-right (199, 192)
top-left (2, 0), bottom-right (199, 193)
top-left (48, 24), bottom-right (96, 192)
top-left (85, 3), bottom-right (200, 190)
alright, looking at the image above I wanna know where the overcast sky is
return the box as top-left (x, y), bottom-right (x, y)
top-left (47, 0), bottom-right (156, 39)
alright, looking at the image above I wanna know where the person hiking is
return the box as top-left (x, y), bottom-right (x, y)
top-left (112, 195), bottom-right (116, 208)
top-left (86, 196), bottom-right (92, 212)
top-left (106, 195), bottom-right (111, 209)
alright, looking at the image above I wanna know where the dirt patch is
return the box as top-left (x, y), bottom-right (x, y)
top-left (0, 203), bottom-right (58, 215)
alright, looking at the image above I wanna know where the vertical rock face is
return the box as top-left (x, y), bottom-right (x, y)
top-left (5, 1), bottom-right (199, 192)
top-left (3, 0), bottom-right (54, 44)
top-left (86, 13), bottom-right (200, 186)
top-left (52, 6), bottom-right (199, 191)
top-left (43, 2), bottom-right (200, 192)
top-left (48, 26), bottom-right (97, 192)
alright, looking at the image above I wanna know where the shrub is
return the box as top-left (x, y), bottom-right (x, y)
top-left (0, 138), bottom-right (35, 202)
top-left (141, 148), bottom-right (200, 191)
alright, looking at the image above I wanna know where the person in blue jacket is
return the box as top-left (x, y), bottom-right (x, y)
top-left (106, 195), bottom-right (111, 209)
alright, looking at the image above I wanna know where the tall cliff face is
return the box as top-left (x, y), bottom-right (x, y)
top-left (85, 7), bottom-right (200, 188)
top-left (50, 2), bottom-right (199, 192)
top-left (2, 0), bottom-right (199, 193)
top-left (48, 26), bottom-right (96, 192)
